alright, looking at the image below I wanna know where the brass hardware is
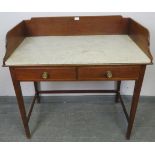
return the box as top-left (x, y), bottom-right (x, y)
top-left (106, 71), bottom-right (113, 78)
top-left (42, 72), bottom-right (49, 79)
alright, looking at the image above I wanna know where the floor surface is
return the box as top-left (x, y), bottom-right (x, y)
top-left (0, 95), bottom-right (155, 142)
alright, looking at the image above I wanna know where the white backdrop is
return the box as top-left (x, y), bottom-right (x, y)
top-left (0, 12), bottom-right (155, 96)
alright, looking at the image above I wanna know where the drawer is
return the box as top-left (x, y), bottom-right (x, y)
top-left (13, 67), bottom-right (76, 81)
top-left (78, 66), bottom-right (140, 80)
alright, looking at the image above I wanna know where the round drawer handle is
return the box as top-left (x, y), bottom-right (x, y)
top-left (106, 71), bottom-right (113, 78)
top-left (42, 72), bottom-right (49, 79)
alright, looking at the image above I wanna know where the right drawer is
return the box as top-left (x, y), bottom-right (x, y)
top-left (78, 66), bottom-right (141, 81)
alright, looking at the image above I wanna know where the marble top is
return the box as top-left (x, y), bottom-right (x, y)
top-left (5, 35), bottom-right (151, 66)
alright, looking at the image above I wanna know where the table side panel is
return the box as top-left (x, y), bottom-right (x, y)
top-left (128, 18), bottom-right (153, 62)
top-left (3, 21), bottom-right (26, 66)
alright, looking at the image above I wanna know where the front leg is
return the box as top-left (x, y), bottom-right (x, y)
top-left (10, 68), bottom-right (31, 138)
top-left (126, 65), bottom-right (146, 139)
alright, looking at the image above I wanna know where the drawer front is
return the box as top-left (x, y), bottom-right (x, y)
top-left (78, 66), bottom-right (140, 80)
top-left (13, 67), bottom-right (76, 81)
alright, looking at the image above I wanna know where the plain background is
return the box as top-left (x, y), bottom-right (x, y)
top-left (0, 12), bottom-right (155, 96)
top-left (0, 0), bottom-right (154, 153)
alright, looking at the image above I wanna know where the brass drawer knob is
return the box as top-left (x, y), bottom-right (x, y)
top-left (42, 72), bottom-right (49, 79)
top-left (106, 71), bottom-right (113, 78)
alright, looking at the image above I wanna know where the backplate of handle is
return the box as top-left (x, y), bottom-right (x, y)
top-left (42, 72), bottom-right (49, 79)
top-left (106, 71), bottom-right (113, 78)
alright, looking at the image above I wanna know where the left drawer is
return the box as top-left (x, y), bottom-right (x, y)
top-left (12, 67), bottom-right (77, 81)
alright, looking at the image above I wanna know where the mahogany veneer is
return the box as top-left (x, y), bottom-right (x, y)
top-left (12, 67), bottom-right (77, 81)
top-left (78, 66), bottom-right (141, 81)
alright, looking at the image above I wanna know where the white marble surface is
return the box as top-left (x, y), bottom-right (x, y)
top-left (5, 35), bottom-right (151, 65)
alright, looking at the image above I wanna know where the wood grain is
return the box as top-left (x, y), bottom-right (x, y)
top-left (11, 65), bottom-right (141, 81)
top-left (25, 16), bottom-right (128, 36)
top-left (9, 67), bottom-right (31, 138)
top-left (78, 66), bottom-right (141, 80)
top-left (126, 65), bottom-right (146, 139)
top-left (13, 67), bottom-right (76, 81)
top-left (3, 21), bottom-right (26, 66)
top-left (128, 18), bottom-right (153, 63)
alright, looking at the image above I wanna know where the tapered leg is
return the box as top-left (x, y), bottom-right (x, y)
top-left (115, 81), bottom-right (121, 103)
top-left (126, 66), bottom-right (146, 139)
top-left (10, 68), bottom-right (31, 138)
top-left (34, 82), bottom-right (40, 103)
